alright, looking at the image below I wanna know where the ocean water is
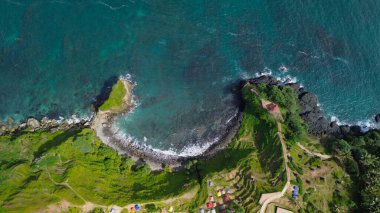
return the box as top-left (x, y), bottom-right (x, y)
top-left (1, 0), bottom-right (379, 154)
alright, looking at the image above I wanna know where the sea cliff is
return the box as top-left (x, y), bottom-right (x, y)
top-left (248, 75), bottom-right (380, 138)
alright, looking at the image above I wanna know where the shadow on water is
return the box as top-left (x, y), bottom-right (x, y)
top-left (223, 78), bottom-right (247, 110)
top-left (91, 75), bottom-right (119, 112)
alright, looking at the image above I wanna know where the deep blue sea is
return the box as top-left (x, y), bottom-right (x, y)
top-left (1, 0), bottom-right (379, 154)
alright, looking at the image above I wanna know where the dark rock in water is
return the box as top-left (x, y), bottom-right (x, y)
top-left (340, 125), bottom-right (351, 136)
top-left (248, 75), bottom-right (278, 85)
top-left (350, 125), bottom-right (362, 136)
top-left (375, 114), bottom-right (380, 123)
top-left (287, 83), bottom-right (303, 96)
top-left (329, 121), bottom-right (342, 137)
top-left (298, 92), bottom-right (319, 114)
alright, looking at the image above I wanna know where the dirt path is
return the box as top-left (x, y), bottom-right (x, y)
top-left (45, 167), bottom-right (197, 213)
top-left (46, 168), bottom-right (88, 203)
top-left (259, 102), bottom-right (291, 213)
top-left (297, 143), bottom-right (332, 160)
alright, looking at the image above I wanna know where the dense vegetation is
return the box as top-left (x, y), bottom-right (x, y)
top-left (327, 131), bottom-right (380, 212)
top-left (252, 84), bottom-right (308, 143)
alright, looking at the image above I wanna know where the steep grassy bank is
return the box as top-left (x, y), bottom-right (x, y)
top-left (98, 80), bottom-right (128, 112)
top-left (0, 129), bottom-right (196, 212)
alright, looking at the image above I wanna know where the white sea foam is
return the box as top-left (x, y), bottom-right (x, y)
top-left (109, 107), bottom-right (236, 157)
top-left (328, 113), bottom-right (379, 132)
top-left (254, 67), bottom-right (272, 77)
top-left (278, 65), bottom-right (289, 72)
top-left (96, 1), bottom-right (128, 10)
top-left (329, 115), bottom-right (343, 125)
top-left (275, 75), bottom-right (298, 84)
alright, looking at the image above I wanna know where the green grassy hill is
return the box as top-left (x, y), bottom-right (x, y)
top-left (0, 129), bottom-right (196, 212)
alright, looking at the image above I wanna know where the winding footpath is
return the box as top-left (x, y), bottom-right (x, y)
top-left (45, 165), bottom-right (197, 213)
top-left (259, 100), bottom-right (291, 213)
top-left (296, 143), bottom-right (332, 160)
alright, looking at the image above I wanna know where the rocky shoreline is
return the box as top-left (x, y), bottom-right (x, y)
top-left (91, 78), bottom-right (244, 169)
top-left (2, 75), bottom-right (378, 170)
top-left (248, 75), bottom-right (380, 138)
top-left (0, 115), bottom-right (91, 136)
top-left (0, 77), bottom-right (243, 170)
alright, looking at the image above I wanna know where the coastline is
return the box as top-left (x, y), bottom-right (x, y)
top-left (91, 78), bottom-right (244, 169)
top-left (1, 75), bottom-right (379, 170)
top-left (248, 75), bottom-right (380, 138)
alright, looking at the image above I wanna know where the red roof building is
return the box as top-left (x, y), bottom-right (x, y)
top-left (206, 202), bottom-right (211, 208)
top-left (266, 103), bottom-right (278, 111)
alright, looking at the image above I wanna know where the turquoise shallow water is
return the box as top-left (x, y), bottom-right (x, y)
top-left (1, 0), bottom-right (379, 154)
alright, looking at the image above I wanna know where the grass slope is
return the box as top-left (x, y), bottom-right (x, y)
top-left (98, 80), bottom-right (126, 112)
top-left (0, 129), bottom-right (196, 212)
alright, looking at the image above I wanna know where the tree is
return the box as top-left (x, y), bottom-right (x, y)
top-left (269, 86), bottom-right (286, 106)
top-left (333, 139), bottom-right (351, 156)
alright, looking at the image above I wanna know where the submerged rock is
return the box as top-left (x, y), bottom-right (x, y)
top-left (375, 114), bottom-right (380, 123)
top-left (350, 125), bottom-right (362, 136)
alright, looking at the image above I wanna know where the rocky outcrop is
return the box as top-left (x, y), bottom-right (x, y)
top-left (0, 115), bottom-right (91, 136)
top-left (375, 114), bottom-right (380, 123)
top-left (248, 75), bottom-right (279, 86)
top-left (27, 118), bottom-right (40, 129)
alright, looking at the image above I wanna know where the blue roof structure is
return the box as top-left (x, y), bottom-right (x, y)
top-left (134, 204), bottom-right (140, 211)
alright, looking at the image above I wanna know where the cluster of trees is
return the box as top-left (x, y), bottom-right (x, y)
top-left (329, 131), bottom-right (380, 212)
top-left (255, 84), bottom-right (307, 143)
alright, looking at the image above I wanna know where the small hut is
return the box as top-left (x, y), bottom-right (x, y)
top-left (130, 207), bottom-right (136, 213)
top-left (134, 204), bottom-right (140, 211)
top-left (226, 188), bottom-right (231, 194)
